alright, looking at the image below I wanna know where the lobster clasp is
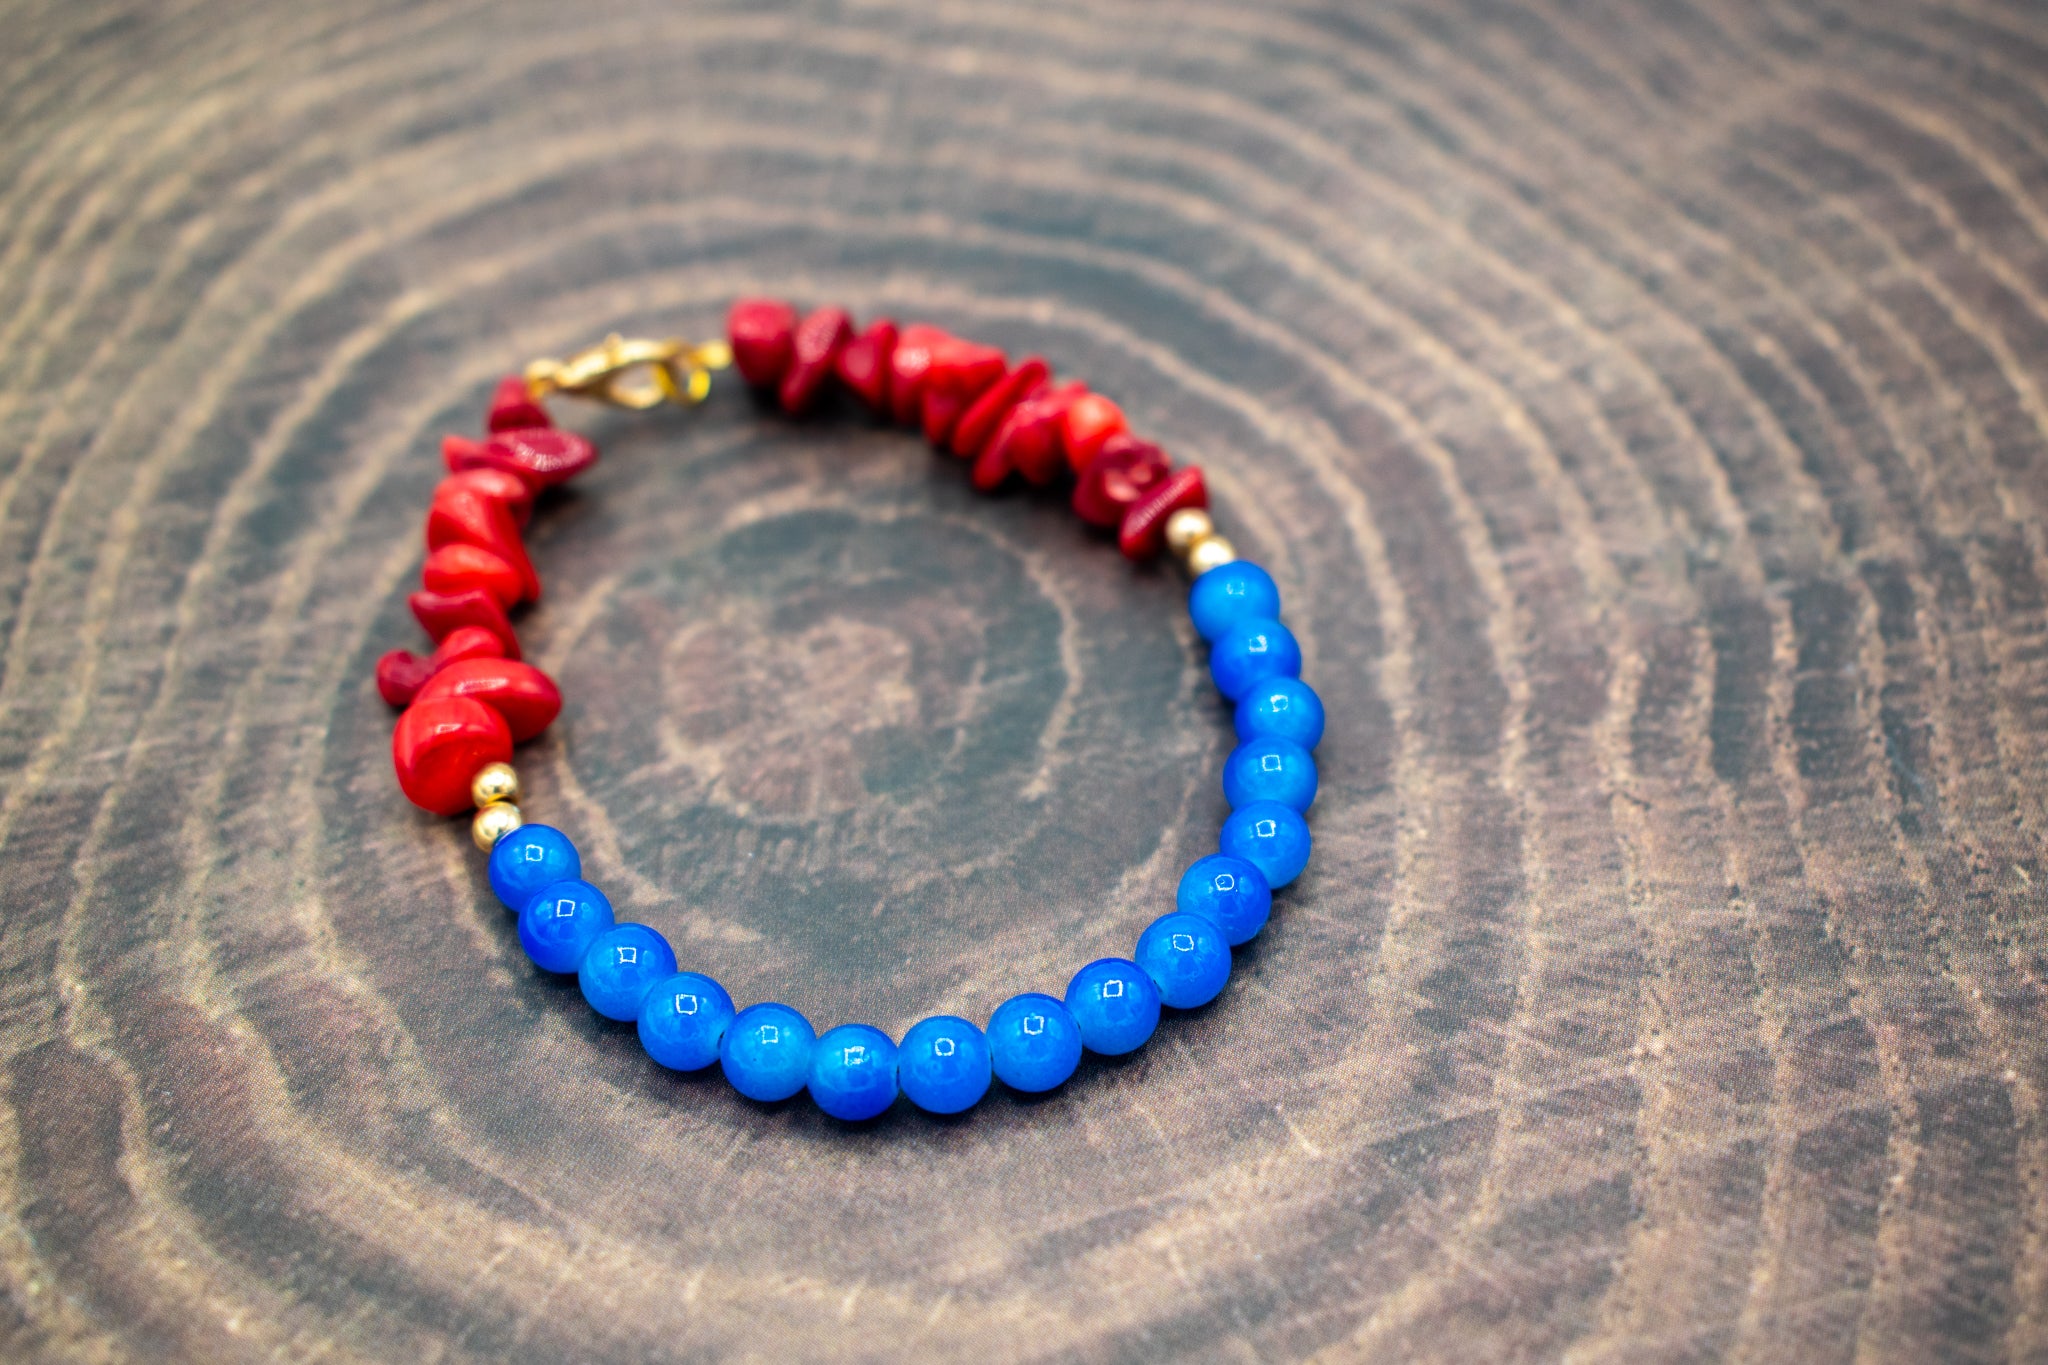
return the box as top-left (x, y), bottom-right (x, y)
top-left (524, 333), bottom-right (733, 409)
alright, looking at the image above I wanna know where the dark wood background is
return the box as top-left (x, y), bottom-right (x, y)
top-left (2, 0), bottom-right (2045, 1359)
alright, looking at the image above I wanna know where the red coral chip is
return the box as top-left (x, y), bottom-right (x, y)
top-left (441, 465), bottom-right (533, 527)
top-left (1118, 465), bottom-right (1208, 560)
top-left (427, 626), bottom-right (506, 672)
top-left (423, 543), bottom-right (525, 609)
top-left (376, 650), bottom-right (434, 707)
top-left (486, 375), bottom-right (553, 433)
top-left (919, 340), bottom-right (1007, 446)
top-left (951, 358), bottom-right (1050, 461)
top-left (834, 319), bottom-right (897, 414)
top-left (393, 696), bottom-right (513, 816)
top-left (408, 588), bottom-right (520, 660)
top-left (729, 298), bottom-right (799, 387)
top-left (415, 658), bottom-right (563, 743)
top-left (1072, 434), bottom-right (1171, 527)
top-left (426, 477), bottom-right (539, 602)
top-left (1061, 393), bottom-right (1128, 474)
top-left (780, 306), bottom-right (854, 415)
top-left (888, 325), bottom-right (955, 427)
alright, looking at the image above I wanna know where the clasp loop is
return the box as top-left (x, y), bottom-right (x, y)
top-left (524, 334), bottom-right (733, 410)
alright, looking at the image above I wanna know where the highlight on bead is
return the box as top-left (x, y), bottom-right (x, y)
top-left (371, 304), bottom-right (1323, 1121)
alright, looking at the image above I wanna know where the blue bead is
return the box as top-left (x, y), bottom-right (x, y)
top-left (637, 972), bottom-right (735, 1071)
top-left (1188, 561), bottom-right (1281, 642)
top-left (1135, 912), bottom-right (1233, 1008)
top-left (986, 993), bottom-right (1084, 1093)
top-left (1222, 735), bottom-right (1318, 812)
top-left (807, 1024), bottom-right (900, 1121)
top-left (1064, 958), bottom-right (1162, 1056)
top-left (1234, 677), bottom-right (1326, 751)
top-left (1221, 801), bottom-right (1313, 887)
top-left (516, 879), bottom-right (614, 974)
top-left (1176, 853), bottom-right (1271, 946)
top-left (577, 923), bottom-right (678, 1021)
top-left (1209, 617), bottom-right (1302, 701)
top-left (897, 1016), bottom-right (992, 1115)
top-left (720, 1003), bottom-right (816, 1102)
top-left (489, 824), bottom-right (581, 912)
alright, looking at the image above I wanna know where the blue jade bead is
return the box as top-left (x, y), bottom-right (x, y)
top-left (489, 824), bottom-right (580, 912)
top-left (1234, 677), bottom-right (1326, 752)
top-left (720, 1002), bottom-right (816, 1102)
top-left (1208, 617), bottom-right (1302, 701)
top-left (1135, 912), bottom-right (1232, 1009)
top-left (577, 923), bottom-right (678, 1022)
top-left (897, 1016), bottom-right (992, 1115)
top-left (808, 1024), bottom-right (901, 1121)
top-left (1064, 958), bottom-right (1162, 1056)
top-left (1176, 853), bottom-right (1271, 946)
top-left (986, 993), bottom-right (1084, 1093)
top-left (1221, 801), bottom-right (1313, 888)
top-left (1188, 561), bottom-right (1281, 642)
top-left (516, 879), bottom-right (614, 974)
top-left (637, 972), bottom-right (735, 1071)
top-left (1222, 735), bottom-right (1318, 812)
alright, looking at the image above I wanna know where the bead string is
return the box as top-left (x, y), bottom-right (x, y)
top-left (378, 300), bottom-right (1324, 1119)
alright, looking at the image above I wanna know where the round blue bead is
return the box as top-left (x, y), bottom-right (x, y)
top-left (897, 1016), bottom-right (992, 1115)
top-left (516, 879), bottom-right (614, 974)
top-left (1235, 677), bottom-right (1325, 751)
top-left (1135, 912), bottom-right (1233, 1008)
top-left (720, 1003), bottom-right (816, 1102)
top-left (637, 972), bottom-right (735, 1071)
top-left (1176, 853), bottom-right (1271, 945)
top-left (1064, 958), bottom-right (1162, 1056)
top-left (577, 923), bottom-right (678, 1021)
top-left (1188, 561), bottom-right (1281, 642)
top-left (1222, 735), bottom-right (1318, 812)
top-left (1221, 801), bottom-right (1313, 887)
top-left (1209, 617), bottom-right (1302, 702)
top-left (488, 824), bottom-right (581, 912)
top-left (986, 993), bottom-right (1084, 1093)
top-left (807, 1024), bottom-right (900, 1121)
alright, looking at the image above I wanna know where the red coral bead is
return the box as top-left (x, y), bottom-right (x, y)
top-left (980, 382), bottom-right (1085, 489)
top-left (428, 626), bottom-right (506, 672)
top-left (409, 588), bottom-right (520, 660)
top-left (919, 340), bottom-right (1007, 446)
top-left (415, 658), bottom-right (563, 742)
top-left (393, 696), bottom-right (513, 816)
top-left (951, 358), bottom-right (1050, 461)
top-left (834, 319), bottom-right (897, 414)
top-left (427, 476), bottom-right (539, 601)
top-left (1061, 393), bottom-right (1129, 474)
top-left (887, 325), bottom-right (953, 427)
top-left (729, 298), bottom-right (799, 387)
top-left (486, 375), bottom-right (553, 433)
top-left (423, 543), bottom-right (524, 609)
top-left (1119, 465), bottom-right (1208, 560)
top-left (376, 650), bottom-right (435, 707)
top-left (1072, 434), bottom-right (1171, 527)
top-left (779, 306), bottom-right (854, 415)
top-left (441, 465), bottom-right (533, 527)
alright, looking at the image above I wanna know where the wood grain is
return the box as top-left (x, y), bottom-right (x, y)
top-left (1, 0), bottom-right (2045, 1359)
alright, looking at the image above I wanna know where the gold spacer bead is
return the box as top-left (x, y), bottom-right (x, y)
top-left (1184, 534), bottom-right (1238, 577)
top-left (1163, 507), bottom-right (1215, 557)
top-left (472, 801), bottom-right (524, 852)
top-left (470, 761), bottom-right (521, 808)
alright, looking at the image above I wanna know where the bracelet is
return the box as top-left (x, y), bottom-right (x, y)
top-left (376, 300), bottom-right (1324, 1120)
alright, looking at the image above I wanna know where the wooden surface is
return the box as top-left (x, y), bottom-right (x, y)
top-left (2, 0), bottom-right (2046, 1359)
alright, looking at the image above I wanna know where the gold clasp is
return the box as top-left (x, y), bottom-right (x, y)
top-left (524, 333), bottom-right (733, 410)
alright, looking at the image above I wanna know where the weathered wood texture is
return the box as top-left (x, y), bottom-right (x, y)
top-left (2, 0), bottom-right (2046, 1359)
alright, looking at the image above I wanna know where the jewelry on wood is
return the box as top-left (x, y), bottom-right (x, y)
top-left (376, 300), bottom-right (1322, 1119)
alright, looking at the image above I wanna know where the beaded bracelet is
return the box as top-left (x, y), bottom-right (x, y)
top-left (377, 301), bottom-right (1323, 1120)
